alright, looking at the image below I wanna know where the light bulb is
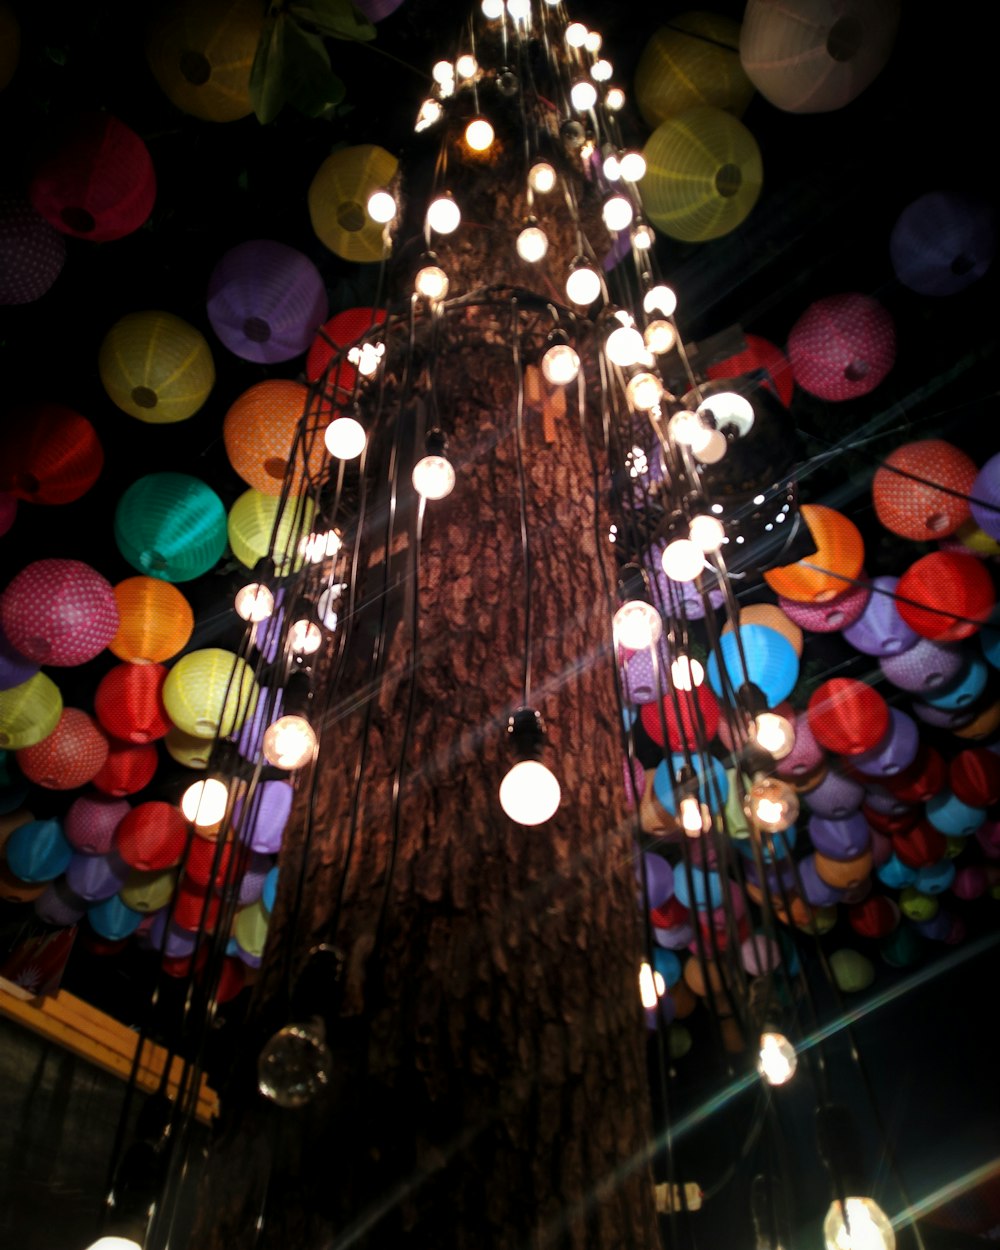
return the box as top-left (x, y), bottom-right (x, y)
top-left (541, 342), bottom-right (581, 385)
top-left (661, 538), bottom-right (704, 583)
top-left (465, 117), bottom-right (495, 151)
top-left (668, 410), bottom-right (712, 453)
top-left (324, 415), bottom-right (366, 460)
top-left (350, 340), bottom-right (383, 377)
top-left (632, 222), bottom-right (654, 250)
top-left (415, 97), bottom-right (443, 132)
top-left (263, 715), bottom-right (317, 770)
top-left (412, 454), bottom-right (456, 500)
top-left (639, 961), bottom-right (665, 1010)
top-left (679, 794), bottom-right (706, 835)
top-left (455, 53), bottom-right (478, 78)
top-left (602, 194), bottom-right (634, 232)
top-left (506, 0), bottom-right (530, 17)
top-left (299, 528), bottom-right (342, 564)
top-left (516, 224), bottom-right (548, 262)
top-left (181, 777), bottom-right (229, 828)
top-left (747, 776), bottom-right (799, 833)
top-left (288, 619), bottom-right (322, 656)
top-left (689, 514), bottom-right (726, 552)
top-left (591, 58), bottom-right (613, 81)
top-left (606, 324), bottom-right (645, 367)
top-left (317, 583), bottom-right (345, 631)
top-left (85, 1239), bottom-right (143, 1250)
top-left (754, 712), bottom-right (795, 760)
top-left (613, 600), bottom-right (662, 652)
top-left (258, 1019), bottom-right (333, 1109)
top-left (415, 264), bottom-right (449, 301)
top-left (431, 60), bottom-right (454, 86)
top-left (823, 1198), bottom-right (896, 1250)
top-left (565, 22), bottom-right (588, 47)
top-left (626, 371), bottom-right (663, 411)
top-left (499, 759), bottom-right (561, 825)
top-left (528, 161), bottom-right (556, 194)
top-left (606, 87), bottom-right (626, 111)
top-left (644, 319), bottom-right (675, 354)
top-left (427, 194), bottom-right (461, 235)
top-left (757, 1031), bottom-right (797, 1085)
top-left (482, 0), bottom-right (503, 16)
top-left (235, 582), bottom-right (274, 622)
top-left (697, 390), bottom-right (754, 436)
top-left (643, 284), bottom-right (678, 318)
top-left (671, 656), bottom-right (705, 691)
top-left (366, 189), bottom-right (396, 223)
top-left (602, 153), bottom-right (621, 181)
top-left (570, 80), bottom-right (598, 111)
top-left (693, 428), bottom-right (728, 464)
top-left (584, 30), bottom-right (603, 53)
top-left (619, 151), bottom-right (647, 182)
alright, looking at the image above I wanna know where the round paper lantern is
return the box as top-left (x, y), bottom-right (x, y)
top-left (115, 802), bottom-right (188, 871)
top-left (0, 192), bottom-right (65, 304)
top-left (808, 678), bottom-right (889, 756)
top-left (207, 240), bottom-right (328, 365)
top-left (353, 0), bottom-right (404, 19)
top-left (29, 112), bottom-right (156, 242)
top-left (115, 474), bottom-right (228, 583)
top-left (88, 894), bottom-right (144, 941)
top-left (621, 638), bottom-right (670, 705)
top-left (639, 685), bottom-right (720, 751)
top-left (641, 106), bottom-right (762, 242)
top-left (640, 852), bottom-right (674, 909)
top-left (707, 334), bottom-right (794, 408)
top-left (808, 811), bottom-right (870, 861)
top-left (65, 793), bottom-right (130, 855)
top-left (776, 714), bottom-right (825, 779)
top-left (914, 860), bottom-right (956, 895)
top-left (91, 741), bottom-right (158, 798)
top-left (829, 947), bottom-right (876, 993)
top-left (815, 847), bottom-right (872, 890)
top-left (0, 403), bottom-right (103, 505)
top-left (892, 821), bottom-right (946, 870)
top-left (99, 311), bottom-right (215, 424)
top-left (173, 877), bottom-right (221, 932)
top-left (804, 769), bottom-right (865, 819)
top-left (162, 648), bottom-right (259, 739)
top-left (0, 672), bottom-right (62, 749)
top-left (951, 698), bottom-right (1000, 740)
top-left (890, 191), bottom-right (995, 297)
top-left (950, 748), bottom-right (1000, 807)
top-left (925, 791), bottom-right (985, 838)
top-left (94, 664), bottom-right (170, 744)
top-left (740, 0), bottom-right (900, 114)
top-left (306, 312), bottom-right (376, 399)
top-left (234, 897), bottom-right (270, 957)
top-left (0, 621), bottom-right (38, 692)
top-left (653, 752), bottom-right (729, 814)
top-left (920, 654), bottom-right (989, 709)
top-left (970, 452), bottom-right (1000, 540)
top-left (953, 865), bottom-right (990, 901)
top-left (120, 867), bottom-right (178, 914)
top-left (16, 709), bottom-right (108, 790)
top-left (763, 504), bottom-right (864, 603)
top-left (778, 581), bottom-right (869, 632)
top-left (876, 853), bottom-right (916, 889)
top-left (850, 709), bottom-right (919, 778)
top-left (223, 380), bottom-right (330, 496)
top-left (1, 559), bottom-right (118, 666)
top-left (706, 624), bottom-right (799, 706)
top-left (879, 637), bottom-right (963, 694)
top-left (849, 895), bottom-right (898, 940)
top-left (886, 745), bottom-right (946, 804)
top-left (228, 489), bottom-right (317, 575)
top-left (232, 779), bottom-right (294, 854)
top-left (797, 854), bottom-right (843, 908)
top-left (7, 818), bottom-right (72, 882)
top-left (872, 440), bottom-right (977, 540)
top-left (148, 910), bottom-right (198, 958)
top-left (0, 864), bottom-right (45, 902)
top-left (185, 836), bottom-right (233, 890)
top-left (841, 576), bottom-right (919, 656)
top-left (634, 13), bottom-right (754, 129)
top-left (787, 293), bottom-right (895, 401)
top-left (145, 0), bottom-right (262, 122)
top-left (724, 603), bottom-right (803, 656)
top-left (895, 552), bottom-right (994, 642)
top-left (109, 578), bottom-right (194, 665)
top-left (308, 145), bottom-right (399, 263)
top-left (35, 879), bottom-right (86, 927)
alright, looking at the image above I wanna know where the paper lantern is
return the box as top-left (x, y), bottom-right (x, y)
top-left (872, 439), bottom-right (977, 540)
top-left (970, 452), bottom-right (1000, 540)
top-left (803, 769), bottom-right (864, 819)
top-left (776, 714), bottom-right (825, 779)
top-left (115, 474), bottom-right (228, 583)
top-left (233, 779), bottom-right (294, 854)
top-left (850, 709), bottom-right (919, 779)
top-left (925, 791), bottom-right (985, 838)
top-left (65, 793), bottom-right (130, 855)
top-left (353, 0), bottom-right (404, 19)
top-left (808, 811), bottom-right (870, 861)
top-left (814, 848), bottom-right (872, 890)
top-left (1, 559), bottom-right (118, 666)
top-left (763, 504), bottom-right (864, 603)
top-left (0, 672), bottom-right (62, 749)
top-left (841, 575), bottom-right (919, 656)
top-left (65, 851), bottom-right (129, 903)
top-left (920, 654), bottom-right (988, 709)
top-left (35, 879), bottom-right (86, 927)
top-left (849, 895), bottom-right (898, 940)
top-left (0, 403), bottom-right (103, 505)
top-left (224, 380), bottom-right (330, 496)
top-left (0, 621), bottom-right (38, 692)
top-left (109, 578), bottom-right (194, 664)
top-left (892, 821), bottom-right (946, 870)
top-left (88, 894), bottom-right (144, 941)
top-left (207, 239), bottom-right (328, 364)
top-left (94, 664), bottom-right (171, 744)
top-left (0, 864), bottom-right (45, 902)
top-left (17, 709), bottom-right (108, 790)
top-left (797, 855), bottom-right (844, 908)
top-left (172, 876), bottom-right (221, 932)
top-left (895, 552), bottom-right (994, 641)
top-left (0, 191), bottom-right (65, 305)
top-left (147, 910), bottom-right (198, 958)
top-left (234, 897), bottom-right (270, 957)
top-left (740, 0), bottom-right (900, 114)
top-left (952, 698), bottom-right (1000, 740)
top-left (890, 191), bottom-right (995, 297)
top-left (308, 145), bottom-right (399, 262)
top-left (163, 648), bottom-right (259, 739)
top-left (641, 106), bottom-right (762, 242)
top-left (950, 748), bottom-right (1000, 807)
top-left (99, 311), bottom-right (215, 424)
top-left (707, 334), bottom-right (794, 408)
top-left (879, 636), bottom-right (963, 693)
top-left (145, 0), bottom-right (262, 122)
top-left (5, 818), bottom-right (72, 882)
top-left (634, 13), bottom-right (754, 129)
top-left (120, 867), bottom-right (178, 914)
top-left (724, 603), bottom-right (803, 655)
top-left (639, 685), bottom-right (720, 751)
top-left (778, 581), bottom-right (869, 632)
top-left (885, 745), bottom-right (946, 804)
top-left (115, 802), bottom-right (189, 871)
top-left (29, 112), bottom-right (155, 242)
top-left (787, 293), bottom-right (895, 401)
top-left (164, 726), bottom-right (213, 770)
top-left (91, 740), bottom-right (159, 797)
top-left (228, 489), bottom-right (317, 575)
top-left (307, 306), bottom-right (387, 383)
top-left (185, 836), bottom-right (234, 890)
top-left (707, 624), bottom-right (799, 706)
top-left (808, 678), bottom-right (889, 756)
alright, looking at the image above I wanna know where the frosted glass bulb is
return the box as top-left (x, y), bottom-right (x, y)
top-left (606, 87), bottom-right (626, 110)
top-left (465, 117), bottom-right (495, 151)
top-left (758, 1031), bottom-right (797, 1085)
top-left (317, 584), bottom-right (345, 631)
top-left (602, 154), bottom-right (621, 181)
top-left (541, 343), bottom-right (580, 385)
top-left (754, 712), bottom-right (795, 760)
top-left (565, 22), bottom-right (588, 47)
top-left (689, 514), bottom-right (726, 552)
top-left (263, 715), bottom-right (317, 770)
top-left (661, 538), bottom-right (703, 583)
top-left (289, 619), bottom-right (322, 656)
top-left (671, 656), bottom-right (705, 691)
top-left (366, 189), bottom-right (396, 223)
top-left (668, 411), bottom-right (711, 452)
top-left (632, 222), bottom-right (654, 250)
top-left (823, 1199), bottom-right (895, 1250)
top-left (258, 1020), bottom-right (333, 1108)
top-left (85, 1239), bottom-right (143, 1250)
top-left (639, 961), bottom-right (665, 1009)
top-left (181, 777), bottom-right (229, 827)
top-left (643, 284), bottom-right (678, 317)
top-left (626, 371), bottom-right (662, 411)
top-left (235, 582), bottom-right (274, 622)
top-left (412, 454), bottom-right (456, 500)
top-left (584, 30), bottom-right (603, 52)
top-left (619, 151), bottom-right (647, 182)
top-left (427, 195), bottom-right (461, 235)
top-left (516, 225), bottom-right (548, 262)
top-left (482, 0), bottom-right (503, 16)
top-left (455, 53), bottom-right (478, 78)
top-left (613, 600), bottom-right (662, 652)
top-left (693, 428), bottom-right (728, 464)
top-left (570, 80), bottom-right (597, 111)
top-left (324, 416), bottom-right (366, 460)
top-left (697, 390), bottom-right (754, 436)
top-left (528, 162), bottom-right (556, 193)
top-left (299, 528), bottom-right (342, 564)
top-left (499, 759), bottom-right (561, 825)
top-left (643, 319), bottom-right (674, 355)
top-left (747, 776), bottom-right (799, 833)
top-left (591, 58), bottom-right (613, 81)
top-left (679, 794), bottom-right (706, 835)
top-left (565, 264), bottom-right (601, 306)
top-left (431, 60), bottom-right (454, 85)
top-left (415, 264), bottom-right (449, 301)
top-left (506, 0), bottom-right (530, 17)
top-left (602, 194), bottom-right (634, 232)
top-left (606, 325), bottom-right (645, 367)
top-left (415, 98), bottom-right (443, 132)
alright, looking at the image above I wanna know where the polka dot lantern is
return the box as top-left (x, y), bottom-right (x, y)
top-left (950, 748), bottom-right (1000, 807)
top-left (6, 818), bottom-right (72, 882)
top-left (872, 439), bottom-right (977, 541)
top-left (808, 678), bottom-right (889, 756)
top-left (890, 191), bottom-right (995, 297)
top-left (1, 559), bottom-right (118, 666)
top-left (707, 624), bottom-right (799, 706)
top-left (228, 489), bottom-right (317, 576)
top-left (223, 380), bottom-right (330, 496)
top-left (0, 403), bottom-right (103, 505)
top-left (0, 191), bottom-right (65, 305)
top-left (115, 802), bottom-right (188, 871)
top-left (99, 311), bottom-right (216, 424)
top-left (29, 112), bottom-right (156, 242)
top-left (706, 334), bottom-right (794, 408)
top-left (879, 636), bottom-right (963, 694)
top-left (763, 504), bottom-right (864, 603)
top-left (308, 145), bottom-right (399, 263)
top-left (207, 239), bottom-right (328, 364)
top-left (739, 0), bottom-right (900, 114)
top-left (778, 581), bottom-right (869, 632)
top-left (0, 672), bottom-right (62, 749)
top-left (162, 648), bottom-right (259, 739)
top-left (641, 106), bottom-right (762, 243)
top-left (16, 709), bottom-right (108, 790)
top-left (109, 578), bottom-right (194, 664)
top-left (94, 664), bottom-right (171, 744)
top-left (91, 740), bottom-right (158, 798)
top-left (787, 293), bottom-right (895, 401)
top-left (145, 0), bottom-right (262, 122)
top-left (895, 552), bottom-right (994, 641)
top-left (841, 575), bottom-right (919, 656)
top-left (115, 474), bottom-right (228, 583)
top-left (970, 451), bottom-right (1000, 540)
top-left (65, 793), bottom-right (130, 855)
top-left (634, 13), bottom-right (754, 129)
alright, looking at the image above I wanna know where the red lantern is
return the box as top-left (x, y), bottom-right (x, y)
top-left (185, 835), bottom-right (234, 889)
top-left (892, 820), bottom-right (947, 869)
top-left (1, 558), bottom-right (119, 667)
top-left (862, 804), bottom-right (917, 836)
top-left (0, 404), bottom-right (103, 504)
top-left (706, 333), bottom-right (794, 406)
top-left (848, 895), bottom-right (898, 939)
top-left (651, 896), bottom-right (689, 929)
top-left (787, 292), bottom-right (896, 402)
top-left (885, 745), bottom-right (946, 804)
top-left (211, 956), bottom-right (247, 1003)
top-left (949, 748), bottom-right (1000, 808)
top-left (895, 552), bottom-right (994, 641)
top-left (172, 875), bottom-right (221, 932)
top-left (16, 708), bottom-right (107, 789)
top-left (306, 306), bottom-right (385, 390)
top-left (871, 439), bottom-right (977, 541)
top-left (91, 740), bottom-right (159, 797)
top-left (807, 678), bottom-right (890, 756)
top-left (640, 685), bottom-right (720, 750)
top-left (94, 663), bottom-right (171, 744)
top-left (115, 801), bottom-right (188, 871)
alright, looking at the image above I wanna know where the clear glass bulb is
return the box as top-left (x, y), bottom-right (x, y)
top-left (671, 656), bottom-right (705, 691)
top-left (606, 324), bottom-right (645, 367)
top-left (693, 428), bottom-right (728, 464)
top-left (757, 1031), bottom-right (797, 1085)
top-left (565, 22), bottom-right (588, 47)
top-left (747, 776), bottom-right (799, 833)
top-left (352, 341), bottom-right (384, 377)
top-left (181, 777), bottom-right (229, 828)
top-left (661, 538), bottom-right (704, 583)
top-left (412, 454), bottom-right (456, 500)
top-left (626, 371), bottom-right (662, 411)
top-left (366, 189), bottom-right (396, 223)
top-left (499, 759), bottom-right (561, 825)
top-left (325, 416), bottom-right (366, 460)
top-left (506, 0), bottom-right (530, 17)
top-left (679, 794), bottom-right (706, 835)
top-left (606, 87), bottom-right (626, 111)
top-left (415, 98), bottom-right (443, 132)
top-left (602, 153), bottom-right (621, 181)
top-left (639, 961), bottom-right (665, 1009)
top-left (541, 343), bottom-right (581, 385)
top-left (668, 410), bottom-right (712, 453)
top-left (697, 390), bottom-right (754, 436)
top-left (317, 583), bottom-right (344, 631)
top-left (644, 319), bottom-right (675, 355)
top-left (613, 600), bottom-right (662, 652)
top-left (516, 225), bottom-right (548, 262)
top-left (465, 117), bottom-right (495, 151)
top-left (632, 222), bottom-right (654, 250)
top-left (431, 60), bottom-right (454, 86)
top-left (584, 30), bottom-right (603, 52)
top-left (235, 582), bottom-right (274, 622)
top-left (823, 1198), bottom-right (896, 1250)
top-left (754, 712), bottom-right (795, 760)
top-left (689, 514), bottom-right (726, 552)
top-left (288, 619), bottom-right (322, 656)
top-left (415, 264), bottom-right (449, 301)
top-left (427, 195), bottom-right (461, 234)
top-left (602, 194), bottom-right (634, 232)
top-left (258, 1019), bottom-right (333, 1109)
top-left (455, 53), bottom-right (478, 78)
top-left (570, 80), bottom-right (598, 111)
top-left (482, 0), bottom-right (503, 16)
top-left (591, 58), bottom-right (613, 81)
top-left (643, 284), bottom-right (678, 318)
top-left (528, 162), bottom-right (556, 194)
top-left (263, 715), bottom-right (317, 770)
top-left (299, 529), bottom-right (342, 564)
top-left (619, 151), bottom-right (647, 182)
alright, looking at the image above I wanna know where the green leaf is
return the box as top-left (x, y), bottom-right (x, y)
top-left (289, 0), bottom-right (376, 41)
top-left (281, 20), bottom-right (346, 116)
top-left (249, 13), bottom-right (287, 125)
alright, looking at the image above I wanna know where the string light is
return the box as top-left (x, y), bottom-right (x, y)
top-left (570, 80), bottom-right (598, 111)
top-left (632, 222), bottom-right (654, 250)
top-left (671, 656), bottom-right (705, 691)
top-left (602, 153), bottom-right (621, 181)
top-left (455, 53), bottom-right (478, 79)
top-left (427, 194), bottom-right (461, 235)
top-left (606, 323), bottom-right (645, 368)
top-left (465, 117), bottom-right (495, 152)
top-left (431, 60), bottom-right (454, 86)
top-left (661, 538), bottom-right (704, 583)
top-left (606, 87), bottom-right (626, 110)
top-left (689, 514), bottom-right (726, 553)
top-left (565, 260), bottom-right (601, 306)
top-left (758, 1031), bottom-right (797, 1085)
top-left (619, 152), bottom-right (647, 182)
top-left (415, 98), bottom-right (443, 131)
top-left (591, 58), bottom-right (613, 81)
top-left (584, 30), bottom-right (602, 53)
top-left (747, 775), bottom-right (800, 833)
top-left (697, 389), bottom-right (755, 436)
top-left (412, 431), bottom-right (456, 500)
top-left (528, 162), bottom-right (556, 193)
top-left (506, 0), bottom-right (530, 18)
top-left (415, 262), bottom-right (450, 301)
top-left (541, 339), bottom-right (581, 385)
top-left (639, 961), bottom-right (665, 1009)
top-left (234, 582), bottom-right (274, 622)
top-left (481, 0), bottom-right (503, 16)
top-left (643, 284), bottom-right (678, 317)
top-left (822, 1199), bottom-right (895, 1250)
top-left (263, 715), bottom-right (318, 770)
top-left (565, 22), bottom-right (588, 47)
top-left (602, 194), bottom-right (634, 232)
top-left (613, 600), bottom-right (662, 652)
top-left (324, 414), bottom-right (366, 460)
top-left (288, 620), bottom-right (322, 656)
top-left (754, 712), bottom-right (795, 760)
top-left (516, 222), bottom-right (548, 263)
top-left (366, 189), bottom-right (396, 223)
top-left (181, 777), bottom-right (229, 828)
top-left (644, 319), bottom-right (675, 354)
top-left (299, 529), bottom-right (342, 564)
top-left (499, 709), bottom-right (561, 826)
top-left (625, 371), bottom-right (663, 411)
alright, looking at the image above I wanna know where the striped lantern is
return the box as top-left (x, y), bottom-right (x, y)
top-left (0, 403), bottom-right (103, 505)
top-left (634, 13), bottom-right (754, 129)
top-left (0, 672), bottom-right (63, 749)
top-left (109, 578), bottom-right (194, 664)
top-left (146, 0), bottom-right (262, 122)
top-left (228, 489), bottom-right (317, 575)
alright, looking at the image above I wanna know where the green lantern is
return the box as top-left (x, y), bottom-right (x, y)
top-left (115, 473), bottom-right (228, 583)
top-left (227, 488), bottom-right (316, 576)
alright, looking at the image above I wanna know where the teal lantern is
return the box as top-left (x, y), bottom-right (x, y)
top-left (115, 473), bottom-right (228, 583)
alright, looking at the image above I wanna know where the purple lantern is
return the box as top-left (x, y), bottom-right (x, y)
top-left (841, 576), bottom-right (920, 657)
top-left (911, 700), bottom-right (976, 730)
top-left (65, 793), bottom-right (131, 855)
top-left (35, 879), bottom-right (86, 926)
top-left (850, 709), bottom-right (919, 778)
top-left (622, 639), bottom-right (670, 705)
top-left (879, 636), bottom-right (963, 693)
top-left (804, 769), bottom-right (865, 819)
top-left (639, 851), bottom-right (674, 909)
top-left (863, 785), bottom-right (912, 816)
top-left (808, 812), bottom-right (871, 861)
top-left (65, 849), bottom-right (131, 901)
top-left (776, 714), bottom-right (825, 779)
top-left (233, 779), bottom-right (294, 854)
top-left (797, 854), bottom-right (844, 907)
top-left (0, 192), bottom-right (66, 306)
top-left (623, 756), bottom-right (645, 809)
top-left (778, 582), bottom-right (870, 633)
top-left (890, 191), bottom-right (995, 297)
top-left (237, 852), bottom-right (274, 906)
top-left (0, 619), bottom-right (38, 691)
top-left (353, 0), bottom-right (405, 19)
top-left (207, 239), bottom-right (329, 365)
top-left (148, 909), bottom-right (199, 959)
top-left (970, 452), bottom-right (1000, 540)
top-left (233, 686), bottom-right (284, 760)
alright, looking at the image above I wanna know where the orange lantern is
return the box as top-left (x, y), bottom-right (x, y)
top-left (109, 577), bottom-right (194, 664)
top-left (763, 503), bottom-right (864, 603)
top-left (223, 380), bottom-right (330, 497)
top-left (872, 439), bottom-right (976, 540)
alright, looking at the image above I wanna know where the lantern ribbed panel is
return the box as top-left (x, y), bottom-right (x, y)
top-left (224, 380), bottom-right (329, 496)
top-left (706, 333), bottom-right (794, 407)
top-left (896, 552), bottom-right (994, 641)
top-left (0, 191), bottom-right (65, 305)
top-left (94, 663), bottom-right (171, 743)
top-left (120, 866), bottom-right (178, 913)
top-left (1, 559), bottom-right (119, 666)
top-left (228, 489), bottom-right (317, 575)
top-left (109, 577), bottom-right (194, 664)
top-left (788, 292), bottom-right (895, 400)
top-left (308, 145), bottom-right (399, 262)
top-left (842, 575), bottom-right (919, 656)
top-left (872, 439), bottom-right (976, 540)
top-left (642, 106), bottom-right (762, 242)
top-left (115, 473), bottom-right (228, 583)
top-left (145, 0), bottom-right (262, 122)
top-left (0, 672), bottom-right (62, 749)
top-left (0, 403), bottom-right (103, 505)
top-left (115, 801), bottom-right (188, 871)
top-left (764, 504), bottom-right (864, 603)
top-left (950, 749), bottom-right (1000, 807)
top-left (634, 13), bottom-right (754, 129)
top-left (740, 0), bottom-right (900, 114)
top-left (162, 648), bottom-right (259, 739)
top-left (91, 740), bottom-right (159, 797)
top-left (890, 191), bottom-right (995, 297)
top-left (99, 311), bottom-right (215, 424)
top-left (16, 708), bottom-right (108, 789)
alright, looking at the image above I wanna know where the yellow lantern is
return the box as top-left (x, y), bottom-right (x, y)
top-left (162, 648), bottom-right (259, 740)
top-left (109, 577), bottom-right (194, 664)
top-left (164, 726), bottom-right (214, 770)
top-left (233, 897), bottom-right (270, 958)
top-left (120, 867), bottom-right (178, 913)
top-left (146, 0), bottom-right (263, 122)
top-left (99, 311), bottom-right (215, 424)
top-left (0, 672), bottom-right (63, 749)
top-left (635, 14), bottom-right (754, 129)
top-left (308, 145), bottom-right (399, 263)
top-left (227, 489), bottom-right (316, 576)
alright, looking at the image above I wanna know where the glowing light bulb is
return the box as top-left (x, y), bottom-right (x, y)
top-left (181, 777), bottom-right (229, 828)
top-left (689, 514), bottom-right (726, 552)
top-left (643, 319), bottom-right (674, 355)
top-left (263, 715), bottom-right (317, 770)
top-left (754, 712), bottom-right (795, 760)
top-left (482, 0), bottom-right (503, 16)
top-left (639, 961), bottom-right (665, 1009)
top-left (613, 600), bottom-right (662, 652)
top-left (619, 151), bottom-right (647, 182)
top-left (366, 189), bottom-right (396, 223)
top-left (602, 153), bottom-right (621, 181)
top-left (823, 1198), bottom-right (895, 1250)
top-left (289, 619), bottom-right (322, 656)
top-left (602, 194), bottom-right (634, 231)
top-left (693, 428), bottom-right (728, 464)
top-left (415, 264), bottom-right (449, 301)
top-left (661, 538), bottom-right (704, 583)
top-left (415, 98), bottom-right (443, 132)
top-left (591, 58), bottom-right (612, 81)
top-left (456, 53), bottom-right (478, 78)
top-left (626, 370), bottom-right (662, 411)
top-left (349, 340), bottom-right (384, 376)
top-left (528, 161), bottom-right (556, 194)
top-left (671, 656), bottom-right (705, 691)
top-left (299, 529), bottom-right (342, 564)
top-left (570, 80), bottom-right (597, 111)
top-left (632, 222), bottom-right (654, 250)
top-left (258, 1019), bottom-right (332, 1108)
top-left (668, 411), bottom-right (712, 453)
top-left (697, 390), bottom-right (754, 436)
top-left (85, 1239), bottom-right (143, 1250)
top-left (585, 30), bottom-right (603, 52)
top-left (541, 342), bottom-right (580, 385)
top-left (606, 324), bottom-right (645, 367)
top-left (465, 117), bottom-right (495, 151)
top-left (565, 22), bottom-right (588, 47)
top-left (506, 0), bottom-right (530, 17)
top-left (747, 776), bottom-right (799, 833)
top-left (324, 416), bottom-right (366, 460)
top-left (427, 194), bottom-right (461, 235)
top-left (757, 1031), bottom-right (797, 1086)
top-left (565, 263), bottom-right (601, 306)
top-left (643, 284), bottom-right (678, 317)
top-left (679, 794), bottom-right (706, 835)
top-left (432, 60), bottom-right (454, 86)
top-left (412, 453), bottom-right (456, 500)
top-left (516, 224), bottom-right (548, 262)
top-left (606, 87), bottom-right (626, 111)
top-left (317, 584), bottom-right (345, 631)
top-left (499, 759), bottom-right (561, 825)
top-left (235, 582), bottom-right (274, 622)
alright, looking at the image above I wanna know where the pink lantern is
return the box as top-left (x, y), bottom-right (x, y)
top-left (778, 581), bottom-right (869, 632)
top-left (1, 558), bottom-right (119, 666)
top-left (65, 792), bottom-right (131, 855)
top-left (0, 191), bottom-right (66, 305)
top-left (16, 708), bottom-right (108, 790)
top-left (787, 293), bottom-right (895, 401)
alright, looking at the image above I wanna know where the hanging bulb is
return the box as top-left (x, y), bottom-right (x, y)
top-left (350, 340), bottom-right (384, 377)
top-left (689, 514), bottom-right (726, 553)
top-left (528, 161), bottom-right (557, 194)
top-left (234, 582), bottom-right (274, 622)
top-left (602, 153), bottom-right (621, 181)
top-left (644, 319), bottom-right (675, 355)
top-left (639, 961), bottom-right (665, 1009)
top-left (263, 714), bottom-right (317, 770)
top-left (455, 53), bottom-right (478, 79)
top-left (668, 410), bottom-right (712, 453)
top-left (613, 601), bottom-right (662, 652)
top-left (602, 194), bottom-right (634, 232)
top-left (85, 1239), bottom-right (143, 1250)
top-left (606, 323), bottom-right (645, 367)
top-left (754, 711), bottom-right (795, 760)
top-left (181, 777), bottom-right (229, 828)
top-left (626, 370), bottom-right (663, 411)
top-left (570, 80), bottom-right (598, 111)
top-left (606, 87), bottom-right (626, 111)
top-left (431, 60), bottom-right (454, 86)
top-left (516, 221), bottom-right (549, 263)
top-left (584, 30), bottom-right (603, 52)
top-left (288, 619), bottom-right (322, 656)
top-left (541, 338), bottom-right (581, 385)
top-left (317, 583), bottom-right (345, 631)
top-left (671, 655), bottom-right (705, 691)
top-left (697, 389), bottom-right (755, 436)
top-left (632, 222), bottom-right (654, 250)
top-left (758, 1031), bottom-right (798, 1086)
top-left (643, 284), bottom-right (678, 318)
top-left (482, 0), bottom-right (503, 16)
top-left (565, 22), bottom-right (588, 47)
top-left (499, 708), bottom-right (561, 825)
top-left (619, 151), bottom-right (647, 182)
top-left (415, 261), bottom-right (450, 301)
top-left (506, 0), bottom-right (530, 17)
top-left (465, 117), bottom-right (495, 152)
top-left (823, 1198), bottom-right (896, 1250)
top-left (747, 775), bottom-right (800, 833)
top-left (661, 538), bottom-right (704, 583)
top-left (427, 193), bottom-right (461, 235)
top-left (591, 58), bottom-right (613, 81)
top-left (324, 413), bottom-right (366, 460)
top-left (258, 1018), bottom-right (333, 1108)
top-left (693, 428), bottom-right (729, 464)
top-left (366, 189), bottom-right (396, 223)
top-left (679, 794), bottom-right (708, 835)
top-left (412, 430), bottom-right (456, 500)
top-left (299, 528), bottom-right (342, 564)
top-left (415, 98), bottom-right (443, 132)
